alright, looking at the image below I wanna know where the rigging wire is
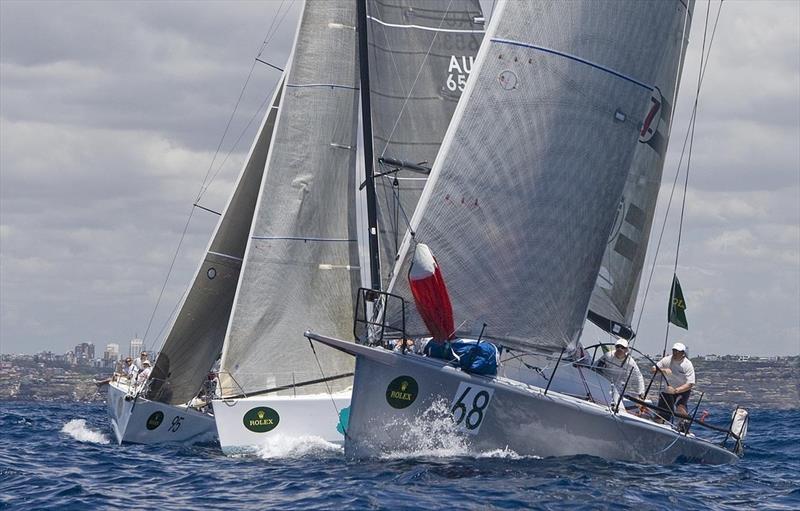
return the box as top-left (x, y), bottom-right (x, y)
top-left (379, 0), bottom-right (457, 158)
top-left (142, 2), bottom-right (294, 349)
top-left (631, 0), bottom-right (725, 353)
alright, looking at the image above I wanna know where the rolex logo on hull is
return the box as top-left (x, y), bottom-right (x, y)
top-left (386, 376), bottom-right (419, 409)
top-left (242, 407), bottom-right (280, 433)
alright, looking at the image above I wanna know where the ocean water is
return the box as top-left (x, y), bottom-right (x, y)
top-left (1, 400), bottom-right (798, 510)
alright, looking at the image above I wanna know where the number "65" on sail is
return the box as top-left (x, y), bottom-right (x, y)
top-left (451, 382), bottom-right (494, 434)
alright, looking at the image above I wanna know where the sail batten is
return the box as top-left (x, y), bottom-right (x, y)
top-left (589, 0), bottom-right (694, 332)
top-left (148, 78), bottom-right (284, 405)
top-left (384, 0), bottom-right (693, 352)
top-left (218, 1), bottom-right (360, 398)
top-left (367, 0), bottom-right (484, 288)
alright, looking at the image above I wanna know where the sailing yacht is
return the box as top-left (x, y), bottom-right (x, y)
top-left (106, 79), bottom-right (284, 445)
top-left (308, 0), bottom-right (747, 463)
top-left (211, 0), bottom-right (484, 454)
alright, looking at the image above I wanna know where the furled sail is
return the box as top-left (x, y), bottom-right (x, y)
top-left (148, 79), bottom-right (284, 405)
top-left (588, 0), bottom-right (695, 337)
top-left (384, 0), bottom-right (694, 352)
top-left (366, 0), bottom-right (484, 288)
top-left (218, 1), bottom-right (360, 397)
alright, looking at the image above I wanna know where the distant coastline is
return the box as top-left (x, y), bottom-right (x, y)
top-left (2, 353), bottom-right (797, 409)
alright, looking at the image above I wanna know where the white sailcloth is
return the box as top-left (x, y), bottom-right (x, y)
top-left (589, 0), bottom-right (695, 334)
top-left (385, 0), bottom-right (693, 352)
top-left (218, 1), bottom-right (360, 397)
top-left (366, 0), bottom-right (484, 287)
top-left (148, 79), bottom-right (284, 405)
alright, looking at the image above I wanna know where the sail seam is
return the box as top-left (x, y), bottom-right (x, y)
top-left (285, 83), bottom-right (359, 90)
top-left (490, 38), bottom-right (654, 91)
top-left (367, 15), bottom-right (485, 34)
top-left (251, 235), bottom-right (357, 242)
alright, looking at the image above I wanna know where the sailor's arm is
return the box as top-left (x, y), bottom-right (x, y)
top-left (650, 361), bottom-right (672, 376)
top-left (667, 382), bottom-right (694, 394)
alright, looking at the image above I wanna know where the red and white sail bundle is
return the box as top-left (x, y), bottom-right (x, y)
top-left (408, 243), bottom-right (454, 343)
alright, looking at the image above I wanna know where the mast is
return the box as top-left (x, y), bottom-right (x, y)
top-left (356, 0), bottom-right (381, 290)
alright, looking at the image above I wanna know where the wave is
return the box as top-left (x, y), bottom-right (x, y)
top-left (376, 399), bottom-right (536, 460)
top-left (61, 419), bottom-right (111, 444)
top-left (253, 434), bottom-right (343, 459)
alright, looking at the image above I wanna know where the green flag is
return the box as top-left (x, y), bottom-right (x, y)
top-left (668, 274), bottom-right (688, 329)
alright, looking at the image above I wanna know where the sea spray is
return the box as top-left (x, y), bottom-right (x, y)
top-left (254, 434), bottom-right (342, 459)
top-left (379, 398), bottom-right (471, 458)
top-left (378, 399), bottom-right (531, 460)
top-left (61, 419), bottom-right (111, 444)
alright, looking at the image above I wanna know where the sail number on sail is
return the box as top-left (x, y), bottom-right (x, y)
top-left (450, 382), bottom-right (494, 434)
top-left (446, 55), bottom-right (475, 92)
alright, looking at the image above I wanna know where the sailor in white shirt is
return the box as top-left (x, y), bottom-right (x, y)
top-left (652, 342), bottom-right (695, 420)
top-left (597, 338), bottom-right (645, 398)
top-left (136, 360), bottom-right (152, 388)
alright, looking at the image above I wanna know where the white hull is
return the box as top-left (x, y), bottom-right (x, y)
top-left (107, 380), bottom-right (217, 445)
top-left (212, 391), bottom-right (351, 454)
top-left (307, 334), bottom-right (739, 464)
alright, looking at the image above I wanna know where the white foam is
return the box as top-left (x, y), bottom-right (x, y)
top-left (379, 399), bottom-right (471, 459)
top-left (254, 434), bottom-right (343, 459)
top-left (61, 419), bottom-right (111, 444)
top-left (378, 400), bottom-right (535, 460)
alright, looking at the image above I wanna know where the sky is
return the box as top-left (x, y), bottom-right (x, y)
top-left (1, 0), bottom-right (798, 358)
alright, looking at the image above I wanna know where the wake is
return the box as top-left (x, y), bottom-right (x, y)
top-left (61, 419), bottom-right (111, 444)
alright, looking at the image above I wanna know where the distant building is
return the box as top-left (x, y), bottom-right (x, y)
top-left (129, 338), bottom-right (144, 359)
top-left (34, 351), bottom-right (55, 363)
top-left (74, 342), bottom-right (95, 365)
top-left (103, 343), bottom-right (120, 363)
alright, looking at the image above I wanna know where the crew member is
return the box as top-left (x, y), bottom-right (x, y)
top-left (136, 359), bottom-right (152, 387)
top-left (652, 341), bottom-right (695, 422)
top-left (597, 339), bottom-right (645, 399)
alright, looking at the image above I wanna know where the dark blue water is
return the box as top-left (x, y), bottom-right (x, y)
top-left (1, 401), bottom-right (798, 510)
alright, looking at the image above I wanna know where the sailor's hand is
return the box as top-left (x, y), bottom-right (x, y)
top-left (665, 385), bottom-right (676, 394)
top-left (661, 368), bottom-right (672, 376)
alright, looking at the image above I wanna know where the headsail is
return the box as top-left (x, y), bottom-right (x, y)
top-left (384, 0), bottom-right (693, 352)
top-left (149, 79), bottom-right (284, 405)
top-left (589, 0), bottom-right (695, 336)
top-left (366, 0), bottom-right (484, 288)
top-left (218, 1), bottom-right (360, 398)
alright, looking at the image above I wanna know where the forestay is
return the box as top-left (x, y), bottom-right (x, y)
top-left (385, 0), bottom-right (689, 352)
top-left (366, 0), bottom-right (484, 288)
top-left (589, 0), bottom-right (695, 336)
top-left (219, 1), bottom-right (359, 397)
top-left (149, 80), bottom-right (284, 405)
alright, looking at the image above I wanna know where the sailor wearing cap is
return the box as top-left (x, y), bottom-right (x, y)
top-left (136, 359), bottom-right (153, 387)
top-left (596, 338), bottom-right (645, 399)
top-left (652, 342), bottom-right (696, 421)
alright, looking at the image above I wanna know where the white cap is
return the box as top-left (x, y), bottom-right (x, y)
top-left (672, 342), bottom-right (686, 352)
top-left (615, 339), bottom-right (629, 349)
top-left (143, 360), bottom-right (151, 366)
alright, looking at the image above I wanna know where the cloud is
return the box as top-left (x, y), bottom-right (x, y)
top-left (1, 0), bottom-right (797, 358)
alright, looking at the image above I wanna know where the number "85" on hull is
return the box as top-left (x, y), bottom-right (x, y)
top-left (450, 382), bottom-right (494, 434)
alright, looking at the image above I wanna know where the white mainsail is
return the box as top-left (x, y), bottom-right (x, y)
top-left (588, 0), bottom-right (695, 336)
top-left (148, 79), bottom-right (284, 405)
top-left (384, 0), bottom-right (694, 352)
top-left (218, 1), bottom-right (361, 398)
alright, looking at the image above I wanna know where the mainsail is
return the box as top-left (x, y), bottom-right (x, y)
top-left (366, 0), bottom-right (484, 288)
top-left (385, 0), bottom-right (694, 352)
top-left (589, 0), bottom-right (695, 336)
top-left (149, 79), bottom-right (284, 405)
top-left (218, 1), bottom-right (360, 397)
